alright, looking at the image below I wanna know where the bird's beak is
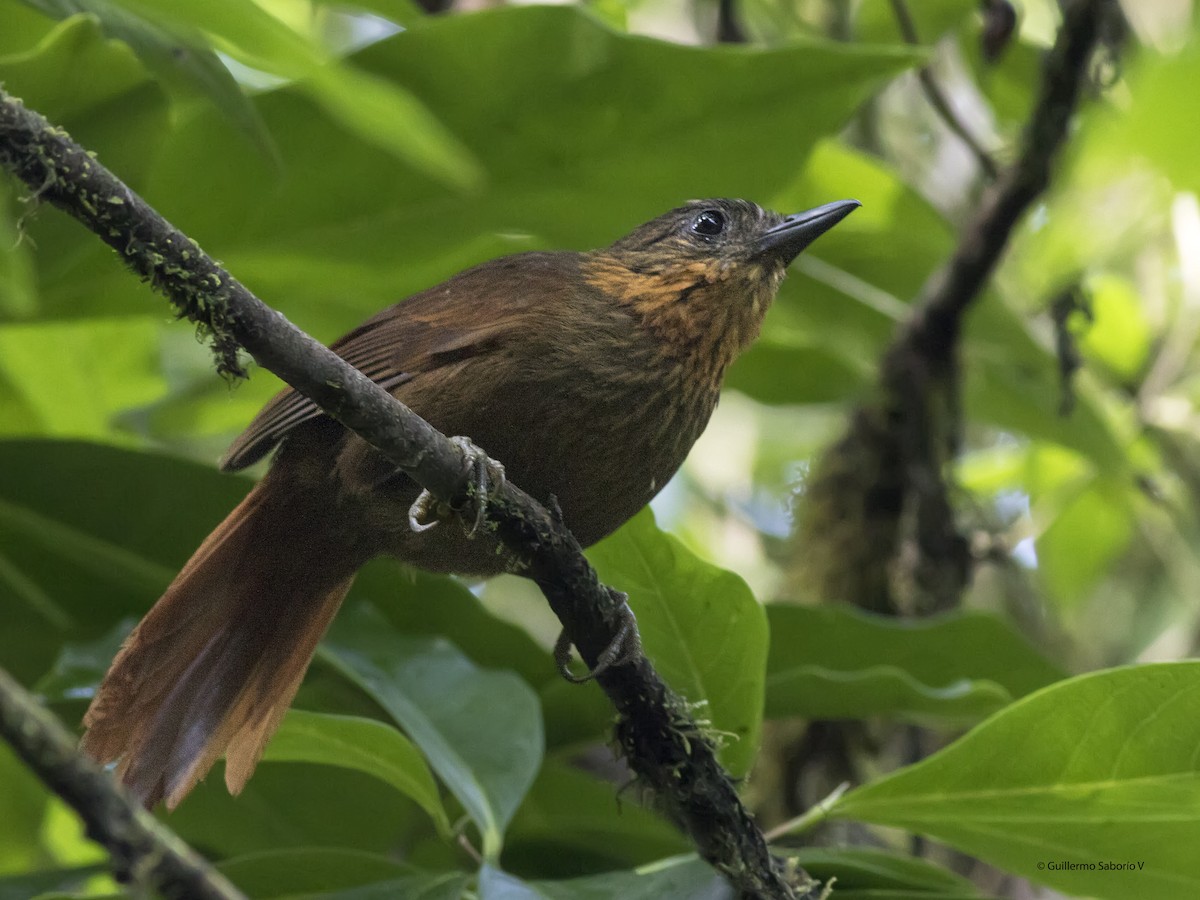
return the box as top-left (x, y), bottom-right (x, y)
top-left (757, 199), bottom-right (861, 264)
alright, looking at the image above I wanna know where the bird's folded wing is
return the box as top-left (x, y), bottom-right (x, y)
top-left (220, 255), bottom-right (565, 471)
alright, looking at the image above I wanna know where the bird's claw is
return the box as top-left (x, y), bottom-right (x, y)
top-left (554, 590), bottom-right (642, 684)
top-left (407, 436), bottom-right (505, 536)
top-left (407, 491), bottom-right (442, 533)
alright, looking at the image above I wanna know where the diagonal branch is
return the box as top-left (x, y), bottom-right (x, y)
top-left (0, 89), bottom-right (804, 899)
top-left (0, 667), bottom-right (245, 900)
top-left (796, 0), bottom-right (1113, 614)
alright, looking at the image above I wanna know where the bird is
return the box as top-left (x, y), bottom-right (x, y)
top-left (81, 197), bottom-right (859, 810)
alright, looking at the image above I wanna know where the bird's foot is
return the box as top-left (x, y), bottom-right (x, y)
top-left (554, 589), bottom-right (642, 683)
top-left (408, 436), bottom-right (505, 536)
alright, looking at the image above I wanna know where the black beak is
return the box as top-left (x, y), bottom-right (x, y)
top-left (757, 199), bottom-right (861, 264)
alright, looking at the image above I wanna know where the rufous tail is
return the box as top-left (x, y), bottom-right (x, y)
top-left (82, 478), bottom-right (361, 809)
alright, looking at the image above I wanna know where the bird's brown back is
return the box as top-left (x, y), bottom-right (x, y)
top-left (235, 249), bottom-right (727, 575)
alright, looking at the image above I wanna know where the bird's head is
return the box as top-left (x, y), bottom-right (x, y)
top-left (585, 198), bottom-right (859, 383)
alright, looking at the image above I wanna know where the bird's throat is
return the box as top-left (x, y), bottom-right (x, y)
top-left (582, 254), bottom-right (779, 391)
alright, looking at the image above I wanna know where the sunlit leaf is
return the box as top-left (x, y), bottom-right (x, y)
top-left (834, 662), bottom-right (1200, 900)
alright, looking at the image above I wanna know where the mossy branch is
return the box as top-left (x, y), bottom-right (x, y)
top-left (0, 667), bottom-right (245, 900)
top-left (0, 89), bottom-right (802, 898)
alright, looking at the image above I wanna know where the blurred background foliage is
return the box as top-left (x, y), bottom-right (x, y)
top-left (4, 0), bottom-right (1200, 898)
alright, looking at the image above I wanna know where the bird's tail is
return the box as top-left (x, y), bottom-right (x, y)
top-left (82, 478), bottom-right (362, 809)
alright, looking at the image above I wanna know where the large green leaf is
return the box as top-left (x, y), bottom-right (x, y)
top-left (166, 759), bottom-right (423, 858)
top-left (17, 0), bottom-right (276, 159)
top-left (0, 11), bottom-right (170, 321)
top-left (0, 867), bottom-right (109, 900)
top-left (322, 606), bottom-right (544, 860)
top-left (33, 6), bottom-right (920, 328)
top-left (502, 762), bottom-right (688, 878)
top-left (262, 710), bottom-right (450, 837)
top-left (477, 857), bottom-right (726, 900)
top-left (790, 847), bottom-right (981, 898)
top-left (0, 316), bottom-right (166, 442)
top-left (0, 744), bottom-right (51, 878)
top-left (480, 848), bottom-right (981, 900)
top-left (354, 562), bottom-right (552, 689)
top-left (765, 605), bottom-right (1065, 723)
top-left (0, 440), bottom-right (244, 680)
top-left (113, 0), bottom-right (478, 187)
top-left (833, 662), bottom-right (1200, 899)
top-left (1035, 475), bottom-right (1136, 609)
top-left (216, 848), bottom-right (414, 898)
top-left (586, 509), bottom-right (768, 777)
top-left (319, 872), bottom-right (470, 900)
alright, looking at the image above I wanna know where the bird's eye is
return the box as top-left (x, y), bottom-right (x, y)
top-left (690, 210), bottom-right (726, 238)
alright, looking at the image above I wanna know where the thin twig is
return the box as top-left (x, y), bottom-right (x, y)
top-left (890, 0), bottom-right (1000, 180)
top-left (764, 782), bottom-right (850, 843)
top-left (0, 91), bottom-right (802, 899)
top-left (0, 667), bottom-right (245, 900)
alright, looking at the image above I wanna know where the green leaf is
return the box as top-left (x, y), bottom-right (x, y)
top-left (318, 872), bottom-right (470, 900)
top-left (0, 743), bottom-right (51, 879)
top-left (114, 0), bottom-right (479, 187)
top-left (586, 509), bottom-right (768, 777)
top-left (0, 179), bottom-right (36, 319)
top-left (0, 317), bottom-right (167, 442)
top-left (97, 6), bottom-right (918, 332)
top-left (308, 0), bottom-right (423, 28)
top-left (1037, 477), bottom-right (1135, 608)
top-left (1077, 273), bottom-right (1152, 382)
top-left (0, 12), bottom-right (168, 190)
top-left (0, 440), bottom-right (245, 680)
top-left (216, 848), bottom-right (414, 898)
top-left (167, 760), bottom-right (424, 857)
top-left (477, 857), bottom-right (726, 900)
top-left (0, 12), bottom-right (152, 121)
top-left (322, 606), bottom-right (544, 860)
top-left (355, 562), bottom-right (551, 688)
top-left (833, 662), bottom-right (1200, 900)
top-left (262, 710), bottom-right (450, 837)
top-left (18, 0), bottom-right (276, 160)
top-left (765, 605), bottom-right (1066, 723)
top-left (1081, 39), bottom-right (1200, 196)
top-left (791, 846), bottom-right (981, 897)
top-left (853, 0), bottom-right (975, 45)
top-left (537, 677), bottom-right (612, 753)
top-left (300, 63), bottom-right (480, 191)
top-left (0, 865), bottom-right (108, 900)
top-left (503, 762), bottom-right (688, 878)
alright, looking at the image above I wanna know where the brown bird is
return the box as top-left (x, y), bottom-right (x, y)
top-left (82, 197), bottom-right (859, 809)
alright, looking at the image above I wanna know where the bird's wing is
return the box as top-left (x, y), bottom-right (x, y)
top-left (221, 252), bottom-right (571, 471)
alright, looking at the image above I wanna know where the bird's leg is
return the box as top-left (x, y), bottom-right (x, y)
top-left (408, 436), bottom-right (505, 536)
top-left (554, 588), bottom-right (643, 683)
